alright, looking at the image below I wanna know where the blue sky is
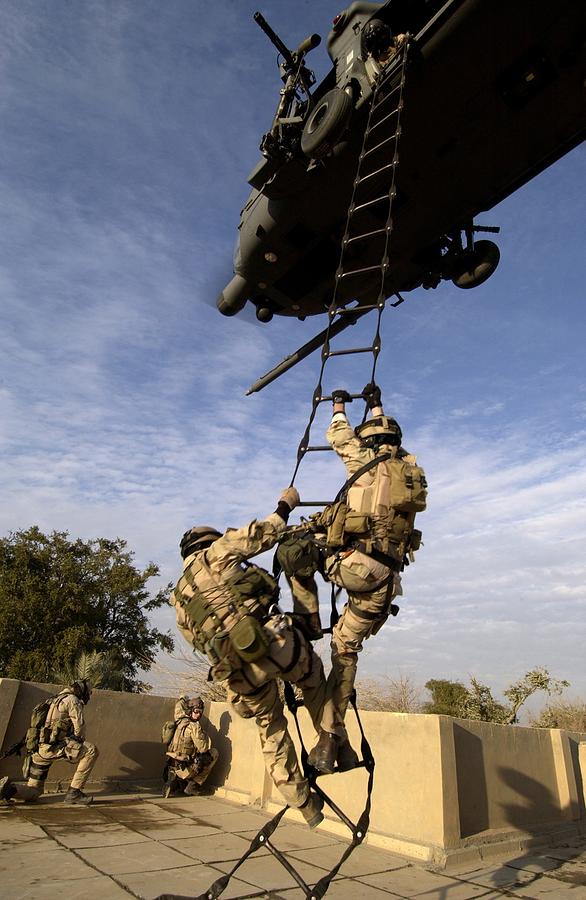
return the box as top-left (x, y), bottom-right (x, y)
top-left (1, 1), bottom-right (584, 712)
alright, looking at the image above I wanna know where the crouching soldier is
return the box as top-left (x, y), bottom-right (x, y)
top-left (163, 695), bottom-right (218, 797)
top-left (171, 488), bottom-right (327, 828)
top-left (0, 679), bottom-right (99, 806)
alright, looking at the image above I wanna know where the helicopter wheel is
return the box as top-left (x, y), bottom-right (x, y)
top-left (255, 304), bottom-right (273, 323)
top-left (301, 88), bottom-right (353, 159)
top-left (451, 240), bottom-right (500, 289)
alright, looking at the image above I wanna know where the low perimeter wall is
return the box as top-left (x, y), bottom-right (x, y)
top-left (1, 678), bottom-right (585, 866)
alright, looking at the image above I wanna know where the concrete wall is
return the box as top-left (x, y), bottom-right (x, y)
top-left (1, 678), bottom-right (585, 865)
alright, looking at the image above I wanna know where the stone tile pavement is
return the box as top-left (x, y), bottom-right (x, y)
top-left (1, 790), bottom-right (586, 899)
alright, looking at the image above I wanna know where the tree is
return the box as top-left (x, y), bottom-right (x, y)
top-left (0, 526), bottom-right (174, 691)
top-left (423, 679), bottom-right (468, 716)
top-left (531, 700), bottom-right (586, 732)
top-left (51, 650), bottom-right (125, 691)
top-left (356, 675), bottom-right (422, 712)
top-left (424, 668), bottom-right (569, 724)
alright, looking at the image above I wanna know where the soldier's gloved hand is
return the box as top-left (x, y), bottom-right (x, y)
top-left (279, 486), bottom-right (300, 511)
top-left (362, 382), bottom-right (382, 409)
top-left (332, 389), bottom-right (352, 405)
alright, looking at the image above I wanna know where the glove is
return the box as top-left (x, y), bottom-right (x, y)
top-left (332, 389), bottom-right (352, 405)
top-left (279, 486), bottom-right (300, 510)
top-left (362, 382), bottom-right (382, 409)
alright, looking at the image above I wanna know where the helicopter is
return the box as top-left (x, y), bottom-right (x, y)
top-left (217, 0), bottom-right (585, 386)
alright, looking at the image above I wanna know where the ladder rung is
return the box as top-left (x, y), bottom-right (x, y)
top-left (327, 346), bottom-right (374, 357)
top-left (350, 194), bottom-right (390, 215)
top-left (337, 263), bottom-right (385, 279)
top-left (355, 161), bottom-right (398, 187)
top-left (336, 302), bottom-right (383, 314)
top-left (321, 393), bottom-right (365, 401)
top-left (344, 226), bottom-right (387, 246)
top-left (367, 106), bottom-right (401, 137)
top-left (361, 133), bottom-right (398, 161)
top-left (371, 79), bottom-right (403, 111)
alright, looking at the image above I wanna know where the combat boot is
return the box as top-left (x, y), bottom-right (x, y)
top-left (0, 776), bottom-right (16, 802)
top-left (64, 788), bottom-right (93, 806)
top-left (336, 737), bottom-right (360, 772)
top-left (184, 781), bottom-right (201, 796)
top-left (307, 729), bottom-right (338, 774)
top-left (299, 790), bottom-right (324, 829)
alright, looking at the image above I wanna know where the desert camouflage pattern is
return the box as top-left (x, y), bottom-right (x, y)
top-left (319, 413), bottom-right (407, 737)
top-left (13, 693), bottom-right (99, 799)
top-left (171, 512), bottom-right (326, 809)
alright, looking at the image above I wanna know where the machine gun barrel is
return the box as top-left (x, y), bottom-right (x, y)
top-left (254, 11), bottom-right (295, 69)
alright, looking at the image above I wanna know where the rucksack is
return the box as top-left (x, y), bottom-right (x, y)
top-left (161, 720), bottom-right (177, 747)
top-left (275, 533), bottom-right (322, 578)
top-left (25, 696), bottom-right (57, 753)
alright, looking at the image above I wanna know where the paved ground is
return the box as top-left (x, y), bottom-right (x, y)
top-left (1, 791), bottom-right (586, 899)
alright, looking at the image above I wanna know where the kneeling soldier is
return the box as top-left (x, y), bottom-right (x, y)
top-left (0, 679), bottom-right (99, 806)
top-left (171, 488), bottom-right (326, 828)
top-left (164, 695), bottom-right (218, 797)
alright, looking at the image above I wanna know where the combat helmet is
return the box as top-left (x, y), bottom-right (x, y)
top-left (180, 526), bottom-right (222, 559)
top-left (71, 679), bottom-right (92, 705)
top-left (355, 415), bottom-right (402, 450)
top-left (362, 18), bottom-right (393, 57)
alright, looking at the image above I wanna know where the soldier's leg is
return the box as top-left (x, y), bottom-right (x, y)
top-left (6, 754), bottom-right (52, 802)
top-left (192, 747), bottom-right (219, 786)
top-left (227, 679), bottom-right (309, 809)
top-left (66, 740), bottom-right (99, 790)
top-left (287, 574), bottom-right (322, 640)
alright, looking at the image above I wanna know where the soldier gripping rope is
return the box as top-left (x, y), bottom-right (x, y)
top-left (170, 487), bottom-right (327, 828)
top-left (162, 695), bottom-right (218, 797)
top-left (0, 679), bottom-right (99, 806)
top-left (280, 383), bottom-right (427, 774)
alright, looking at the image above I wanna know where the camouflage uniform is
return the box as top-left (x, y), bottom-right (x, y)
top-left (166, 699), bottom-right (218, 788)
top-left (319, 412), bottom-right (412, 738)
top-left (171, 512), bottom-right (326, 811)
top-left (11, 690), bottom-right (99, 801)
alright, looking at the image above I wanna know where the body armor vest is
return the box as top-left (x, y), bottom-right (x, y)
top-left (172, 553), bottom-right (279, 680)
top-left (341, 449), bottom-right (427, 564)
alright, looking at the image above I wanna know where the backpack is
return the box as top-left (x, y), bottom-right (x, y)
top-left (275, 533), bottom-right (322, 578)
top-left (161, 720), bottom-right (177, 747)
top-left (25, 696), bottom-right (57, 753)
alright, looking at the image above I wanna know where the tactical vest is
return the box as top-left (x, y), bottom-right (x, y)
top-left (172, 553), bottom-right (279, 680)
top-left (321, 449), bottom-right (427, 568)
top-left (166, 718), bottom-right (194, 759)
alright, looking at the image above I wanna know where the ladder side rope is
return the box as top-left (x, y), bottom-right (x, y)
top-left (163, 41), bottom-right (412, 900)
top-left (185, 685), bottom-right (375, 900)
top-left (291, 36), bottom-right (411, 485)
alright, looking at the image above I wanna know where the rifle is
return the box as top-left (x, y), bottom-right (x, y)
top-left (0, 736), bottom-right (26, 761)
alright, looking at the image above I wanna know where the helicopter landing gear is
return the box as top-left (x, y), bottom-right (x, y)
top-left (255, 301), bottom-right (274, 323)
top-left (452, 238), bottom-right (500, 289)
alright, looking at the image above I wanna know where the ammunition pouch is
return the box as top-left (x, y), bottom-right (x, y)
top-left (275, 533), bottom-right (322, 578)
top-left (314, 501), bottom-right (370, 548)
top-left (229, 615), bottom-right (270, 663)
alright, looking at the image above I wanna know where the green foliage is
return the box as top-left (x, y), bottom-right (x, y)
top-left (0, 526), bottom-right (174, 691)
top-left (423, 668), bottom-right (569, 724)
top-left (457, 677), bottom-right (508, 723)
top-left (531, 701), bottom-right (586, 732)
top-left (423, 679), bottom-right (468, 716)
top-left (51, 650), bottom-right (125, 691)
top-left (502, 668), bottom-right (569, 724)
